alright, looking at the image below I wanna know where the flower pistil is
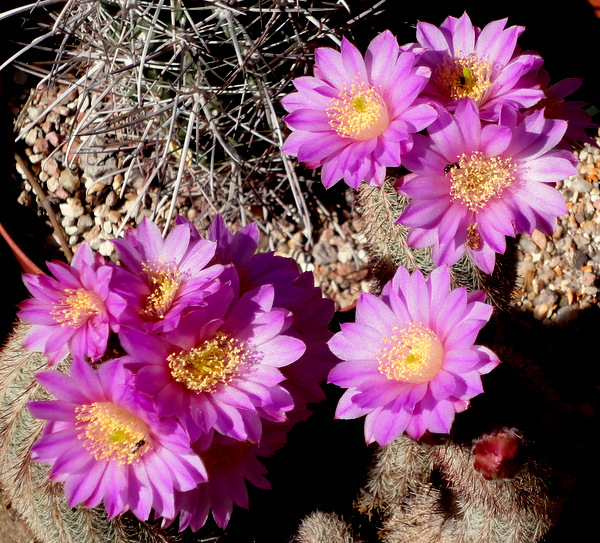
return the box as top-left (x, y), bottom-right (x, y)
top-left (51, 289), bottom-right (103, 328)
top-left (434, 52), bottom-right (493, 102)
top-left (141, 259), bottom-right (183, 319)
top-left (448, 151), bottom-right (516, 211)
top-left (167, 332), bottom-right (248, 393)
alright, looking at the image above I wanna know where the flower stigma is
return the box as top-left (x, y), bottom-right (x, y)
top-left (449, 151), bottom-right (516, 211)
top-left (167, 331), bottom-right (248, 393)
top-left (327, 79), bottom-right (390, 140)
top-left (377, 322), bottom-right (444, 384)
top-left (141, 259), bottom-right (183, 319)
top-left (51, 289), bottom-right (103, 328)
top-left (434, 52), bottom-right (493, 103)
top-left (75, 402), bottom-right (150, 465)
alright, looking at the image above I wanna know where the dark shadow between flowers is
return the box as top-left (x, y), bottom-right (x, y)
top-left (184, 298), bottom-right (600, 543)
top-left (207, 308), bottom-right (372, 543)
top-left (472, 305), bottom-right (600, 543)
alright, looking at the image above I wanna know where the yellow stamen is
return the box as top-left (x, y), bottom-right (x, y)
top-left (327, 79), bottom-right (390, 140)
top-left (167, 331), bottom-right (248, 393)
top-left (434, 52), bottom-right (493, 103)
top-left (449, 151), bottom-right (516, 211)
top-left (377, 322), bottom-right (443, 384)
top-left (75, 402), bottom-right (150, 465)
top-left (141, 259), bottom-right (182, 319)
top-left (51, 289), bottom-right (103, 328)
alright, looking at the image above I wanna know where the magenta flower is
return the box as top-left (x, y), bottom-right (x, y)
top-left (204, 214), bottom-right (301, 296)
top-left (111, 217), bottom-right (223, 334)
top-left (169, 431), bottom-right (271, 531)
top-left (18, 243), bottom-right (126, 365)
top-left (119, 282), bottom-right (306, 443)
top-left (28, 358), bottom-right (207, 521)
top-left (281, 30), bottom-right (437, 188)
top-left (328, 265), bottom-right (499, 445)
top-left (413, 12), bottom-right (544, 121)
top-left (397, 99), bottom-right (577, 273)
top-left (205, 214), bottom-right (337, 411)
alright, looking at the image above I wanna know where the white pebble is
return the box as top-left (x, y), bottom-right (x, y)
top-left (99, 240), bottom-right (114, 257)
top-left (59, 199), bottom-right (84, 219)
top-left (64, 225), bottom-right (81, 236)
top-left (337, 244), bottom-right (354, 264)
top-left (572, 179), bottom-right (593, 193)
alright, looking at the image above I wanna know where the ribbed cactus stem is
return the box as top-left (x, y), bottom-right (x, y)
top-left (355, 180), bottom-right (519, 310)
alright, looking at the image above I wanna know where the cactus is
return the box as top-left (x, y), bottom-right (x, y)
top-left (292, 336), bottom-right (587, 543)
top-left (355, 179), bottom-right (519, 311)
top-left (7, 0), bottom-right (401, 243)
top-left (295, 511), bottom-right (363, 543)
top-left (0, 321), bottom-right (182, 543)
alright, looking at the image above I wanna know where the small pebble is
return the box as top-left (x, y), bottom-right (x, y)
top-left (553, 306), bottom-right (576, 324)
top-left (59, 168), bottom-right (80, 193)
top-left (519, 237), bottom-right (537, 253)
top-left (572, 178), bottom-right (593, 193)
top-left (98, 239), bottom-right (115, 257)
top-left (59, 198), bottom-right (84, 219)
top-left (533, 304), bottom-right (549, 320)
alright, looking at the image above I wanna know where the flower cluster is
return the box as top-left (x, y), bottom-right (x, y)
top-left (282, 11), bottom-right (592, 274)
top-left (282, 13), bottom-right (596, 446)
top-left (20, 215), bottom-right (336, 530)
top-left (16, 10), bottom-right (598, 533)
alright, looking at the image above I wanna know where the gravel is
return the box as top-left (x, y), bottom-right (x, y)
top-left (512, 140), bottom-right (600, 323)
top-left (11, 83), bottom-right (600, 318)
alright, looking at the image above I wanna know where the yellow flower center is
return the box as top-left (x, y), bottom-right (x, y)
top-left (140, 259), bottom-right (182, 319)
top-left (327, 80), bottom-right (390, 140)
top-left (434, 52), bottom-right (493, 103)
top-left (51, 289), bottom-right (103, 328)
top-left (377, 322), bottom-right (444, 384)
top-left (167, 331), bottom-right (248, 393)
top-left (75, 402), bottom-right (150, 465)
top-left (448, 151), bottom-right (516, 211)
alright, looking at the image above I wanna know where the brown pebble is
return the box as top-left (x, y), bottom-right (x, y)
top-left (582, 271), bottom-right (596, 286)
top-left (530, 229), bottom-right (547, 251)
top-left (40, 120), bottom-right (54, 134)
top-left (46, 131), bottom-right (61, 148)
top-left (42, 157), bottom-right (59, 176)
top-left (533, 304), bottom-right (549, 320)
